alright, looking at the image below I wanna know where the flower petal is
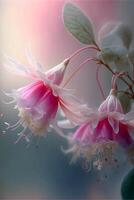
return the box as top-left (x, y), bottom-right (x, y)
top-left (57, 119), bottom-right (76, 129)
top-left (45, 59), bottom-right (70, 85)
top-left (108, 116), bottom-right (119, 134)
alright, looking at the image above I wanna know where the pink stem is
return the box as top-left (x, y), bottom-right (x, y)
top-left (68, 45), bottom-right (100, 61)
top-left (96, 65), bottom-right (105, 100)
top-left (112, 72), bottom-right (126, 90)
top-left (63, 58), bottom-right (97, 87)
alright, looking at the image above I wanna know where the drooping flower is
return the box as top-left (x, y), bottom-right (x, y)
top-left (4, 52), bottom-right (89, 142)
top-left (65, 88), bottom-right (134, 170)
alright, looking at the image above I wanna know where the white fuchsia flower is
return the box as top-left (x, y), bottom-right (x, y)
top-left (4, 52), bottom-right (89, 142)
top-left (65, 88), bottom-right (134, 170)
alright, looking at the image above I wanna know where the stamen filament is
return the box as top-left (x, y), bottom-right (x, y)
top-left (14, 128), bottom-right (27, 144)
top-left (6, 120), bottom-right (21, 130)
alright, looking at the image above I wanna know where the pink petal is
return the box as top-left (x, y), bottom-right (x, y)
top-left (18, 81), bottom-right (48, 107)
top-left (35, 90), bottom-right (58, 119)
top-left (72, 123), bottom-right (90, 141)
top-left (115, 123), bottom-right (133, 147)
top-left (45, 59), bottom-right (69, 85)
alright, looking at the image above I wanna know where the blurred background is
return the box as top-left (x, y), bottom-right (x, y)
top-left (0, 0), bottom-right (134, 199)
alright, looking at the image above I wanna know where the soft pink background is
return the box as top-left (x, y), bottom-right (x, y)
top-left (1, 0), bottom-right (117, 108)
top-left (1, 1), bottom-right (132, 199)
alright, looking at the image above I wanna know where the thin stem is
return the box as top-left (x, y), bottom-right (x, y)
top-left (112, 72), bottom-right (126, 91)
top-left (63, 58), bottom-right (97, 87)
top-left (111, 74), bottom-right (116, 90)
top-left (68, 45), bottom-right (100, 61)
top-left (93, 41), bottom-right (101, 51)
top-left (118, 90), bottom-right (133, 99)
top-left (99, 60), bottom-right (134, 96)
top-left (96, 65), bottom-right (105, 100)
top-left (126, 73), bottom-right (134, 85)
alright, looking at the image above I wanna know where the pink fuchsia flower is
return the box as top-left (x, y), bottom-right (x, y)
top-left (65, 89), bottom-right (134, 170)
top-left (5, 53), bottom-right (89, 142)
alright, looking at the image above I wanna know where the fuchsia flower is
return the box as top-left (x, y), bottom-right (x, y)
top-left (66, 89), bottom-right (134, 170)
top-left (5, 53), bottom-right (89, 142)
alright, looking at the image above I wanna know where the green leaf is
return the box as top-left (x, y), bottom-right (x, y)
top-left (63, 3), bottom-right (95, 45)
top-left (121, 169), bottom-right (134, 200)
top-left (99, 46), bottom-right (129, 71)
top-left (98, 22), bottom-right (120, 48)
top-left (128, 49), bottom-right (134, 64)
top-left (99, 23), bottom-right (132, 49)
top-left (115, 24), bottom-right (132, 49)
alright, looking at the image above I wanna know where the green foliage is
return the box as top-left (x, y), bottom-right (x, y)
top-left (115, 24), bottom-right (132, 49)
top-left (63, 3), bottom-right (95, 45)
top-left (99, 23), bottom-right (132, 49)
top-left (121, 169), bottom-right (134, 200)
top-left (128, 49), bottom-right (134, 64)
top-left (99, 46), bottom-right (129, 71)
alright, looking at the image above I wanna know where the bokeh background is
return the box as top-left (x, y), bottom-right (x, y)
top-left (0, 0), bottom-right (134, 199)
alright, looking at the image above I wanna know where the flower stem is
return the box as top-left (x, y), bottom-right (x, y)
top-left (112, 72), bottom-right (126, 91)
top-left (126, 73), bottom-right (134, 85)
top-left (68, 45), bottom-right (100, 61)
top-left (96, 65), bottom-right (105, 100)
top-left (118, 90), bottom-right (133, 99)
top-left (99, 60), bottom-right (134, 97)
top-left (63, 58), bottom-right (97, 87)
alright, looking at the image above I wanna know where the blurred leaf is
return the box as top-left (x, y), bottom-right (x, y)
top-left (118, 92), bottom-right (131, 113)
top-left (128, 49), bottom-right (134, 64)
top-left (98, 22), bottom-right (120, 48)
top-left (99, 46), bottom-right (129, 71)
top-left (121, 168), bottom-right (134, 200)
top-left (115, 24), bottom-right (132, 49)
top-left (99, 23), bottom-right (132, 49)
top-left (63, 3), bottom-right (95, 45)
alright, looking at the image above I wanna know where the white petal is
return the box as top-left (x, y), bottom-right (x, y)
top-left (3, 55), bottom-right (29, 77)
top-left (51, 122), bottom-right (68, 138)
top-left (108, 116), bottom-right (119, 134)
top-left (25, 46), bottom-right (45, 72)
top-left (125, 111), bottom-right (134, 121)
top-left (57, 119), bottom-right (76, 129)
